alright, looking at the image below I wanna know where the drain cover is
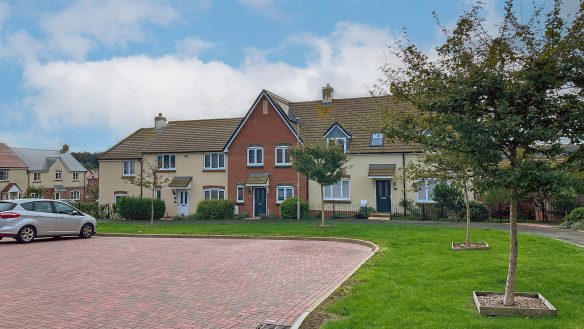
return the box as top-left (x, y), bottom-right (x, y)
top-left (256, 323), bottom-right (291, 329)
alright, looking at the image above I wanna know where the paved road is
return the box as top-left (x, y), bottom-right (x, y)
top-left (0, 237), bottom-right (372, 328)
top-left (386, 220), bottom-right (584, 247)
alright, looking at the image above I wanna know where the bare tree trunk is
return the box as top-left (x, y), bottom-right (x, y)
top-left (464, 182), bottom-right (471, 247)
top-left (151, 189), bottom-right (155, 226)
top-left (320, 185), bottom-right (325, 227)
top-left (504, 188), bottom-right (519, 306)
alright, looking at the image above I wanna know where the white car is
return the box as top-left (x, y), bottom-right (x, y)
top-left (0, 199), bottom-right (96, 243)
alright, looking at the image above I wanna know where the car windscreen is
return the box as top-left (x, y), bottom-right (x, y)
top-left (0, 202), bottom-right (16, 211)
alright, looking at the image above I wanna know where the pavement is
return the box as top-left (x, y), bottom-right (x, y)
top-left (0, 236), bottom-right (373, 328)
top-left (386, 220), bottom-right (584, 247)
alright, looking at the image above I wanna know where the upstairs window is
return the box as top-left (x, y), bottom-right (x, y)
top-left (123, 160), bottom-right (136, 176)
top-left (157, 154), bottom-right (176, 170)
top-left (55, 171), bottom-right (62, 180)
top-left (204, 153), bottom-right (225, 170)
top-left (33, 172), bottom-right (41, 181)
top-left (324, 179), bottom-right (350, 200)
top-left (416, 179), bottom-right (438, 202)
top-left (327, 138), bottom-right (347, 152)
top-left (72, 172), bottom-right (79, 181)
top-left (247, 146), bottom-right (264, 166)
top-left (275, 146), bottom-right (291, 166)
top-left (370, 133), bottom-right (384, 146)
top-left (0, 169), bottom-right (8, 181)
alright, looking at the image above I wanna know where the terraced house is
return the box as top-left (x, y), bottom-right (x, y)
top-left (1, 143), bottom-right (87, 200)
top-left (99, 85), bottom-right (432, 218)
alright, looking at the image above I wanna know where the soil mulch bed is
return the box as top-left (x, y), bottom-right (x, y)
top-left (477, 293), bottom-right (547, 309)
top-left (451, 242), bottom-right (489, 250)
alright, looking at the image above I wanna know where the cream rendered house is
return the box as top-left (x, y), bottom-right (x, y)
top-left (98, 114), bottom-right (241, 217)
top-left (0, 143), bottom-right (28, 200)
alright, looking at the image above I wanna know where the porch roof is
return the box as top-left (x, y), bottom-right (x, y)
top-left (246, 173), bottom-right (269, 186)
top-left (169, 176), bottom-right (193, 188)
top-left (368, 164), bottom-right (396, 178)
top-left (1, 183), bottom-right (21, 193)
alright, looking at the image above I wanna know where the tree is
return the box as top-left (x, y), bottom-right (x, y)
top-left (125, 161), bottom-right (171, 225)
top-left (380, 1), bottom-right (584, 305)
top-left (290, 144), bottom-right (349, 227)
top-left (71, 152), bottom-right (101, 169)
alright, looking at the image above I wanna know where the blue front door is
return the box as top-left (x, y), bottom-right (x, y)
top-left (254, 188), bottom-right (266, 217)
top-left (376, 180), bottom-right (391, 212)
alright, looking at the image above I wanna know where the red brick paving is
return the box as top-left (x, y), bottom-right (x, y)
top-left (0, 237), bottom-right (372, 328)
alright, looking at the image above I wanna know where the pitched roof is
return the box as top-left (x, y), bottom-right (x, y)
top-left (0, 143), bottom-right (27, 168)
top-left (98, 128), bottom-right (155, 160)
top-left (1, 183), bottom-right (22, 193)
top-left (288, 96), bottom-right (419, 154)
top-left (169, 176), bottom-right (192, 188)
top-left (246, 173), bottom-right (269, 186)
top-left (143, 118), bottom-right (242, 154)
top-left (10, 147), bottom-right (87, 172)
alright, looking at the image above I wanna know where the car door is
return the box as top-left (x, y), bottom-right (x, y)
top-left (24, 201), bottom-right (59, 236)
top-left (53, 201), bottom-right (82, 234)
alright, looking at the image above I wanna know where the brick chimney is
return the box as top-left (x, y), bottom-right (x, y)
top-left (60, 144), bottom-right (69, 154)
top-left (154, 113), bottom-right (167, 133)
top-left (322, 83), bottom-right (334, 106)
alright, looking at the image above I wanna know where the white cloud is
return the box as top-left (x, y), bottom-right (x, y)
top-left (19, 22), bottom-right (399, 145)
top-left (175, 37), bottom-right (215, 57)
top-left (39, 0), bottom-right (178, 59)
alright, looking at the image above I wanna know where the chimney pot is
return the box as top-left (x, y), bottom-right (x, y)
top-left (322, 83), bottom-right (334, 105)
top-left (155, 113), bottom-right (167, 133)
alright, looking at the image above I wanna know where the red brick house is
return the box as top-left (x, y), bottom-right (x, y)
top-left (223, 90), bottom-right (308, 217)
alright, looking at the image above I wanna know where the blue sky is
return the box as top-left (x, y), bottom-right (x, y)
top-left (0, 0), bottom-right (571, 152)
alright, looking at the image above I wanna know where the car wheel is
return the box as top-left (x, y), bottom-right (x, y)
top-left (80, 224), bottom-right (94, 238)
top-left (16, 226), bottom-right (36, 244)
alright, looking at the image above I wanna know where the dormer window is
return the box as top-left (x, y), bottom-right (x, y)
top-left (327, 138), bottom-right (347, 152)
top-left (323, 122), bottom-right (351, 153)
top-left (370, 133), bottom-right (384, 146)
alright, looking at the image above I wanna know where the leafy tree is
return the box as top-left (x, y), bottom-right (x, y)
top-left (71, 152), bottom-right (101, 169)
top-left (290, 144), bottom-right (349, 227)
top-left (380, 1), bottom-right (584, 305)
top-left (125, 161), bottom-right (171, 225)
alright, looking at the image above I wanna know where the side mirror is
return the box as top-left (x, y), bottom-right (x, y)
top-left (72, 210), bottom-right (81, 216)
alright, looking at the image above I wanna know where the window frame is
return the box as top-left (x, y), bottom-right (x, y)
top-left (323, 178), bottom-right (351, 201)
top-left (123, 160), bottom-right (136, 176)
top-left (54, 192), bottom-right (61, 200)
top-left (0, 169), bottom-right (8, 181)
top-left (204, 188), bottom-right (225, 200)
top-left (276, 186), bottom-right (294, 204)
top-left (114, 193), bottom-right (127, 204)
top-left (370, 133), bottom-right (384, 146)
top-left (327, 137), bottom-right (347, 152)
top-left (33, 172), bottom-right (41, 181)
top-left (275, 146), bottom-right (291, 166)
top-left (247, 146), bottom-right (264, 167)
top-left (156, 154), bottom-right (176, 170)
top-left (55, 171), bottom-right (62, 181)
top-left (72, 172), bottom-right (79, 181)
top-left (70, 190), bottom-right (80, 200)
top-left (203, 153), bottom-right (225, 170)
top-left (416, 178), bottom-right (438, 203)
top-left (236, 185), bottom-right (245, 203)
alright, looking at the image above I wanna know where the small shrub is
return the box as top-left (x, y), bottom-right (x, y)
top-left (331, 212), bottom-right (352, 219)
top-left (195, 199), bottom-right (234, 220)
top-left (468, 201), bottom-right (489, 222)
top-left (116, 196), bottom-right (165, 220)
top-left (280, 197), bottom-right (309, 219)
top-left (355, 206), bottom-right (376, 219)
top-left (571, 220), bottom-right (584, 231)
top-left (561, 207), bottom-right (584, 230)
top-left (432, 183), bottom-right (464, 210)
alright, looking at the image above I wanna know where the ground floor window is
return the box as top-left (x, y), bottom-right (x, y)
top-left (324, 179), bottom-right (350, 200)
top-left (236, 185), bottom-right (244, 203)
top-left (204, 188), bottom-right (225, 200)
top-left (70, 190), bottom-right (80, 200)
top-left (155, 189), bottom-right (162, 199)
top-left (114, 193), bottom-right (127, 204)
top-left (276, 186), bottom-right (294, 204)
top-left (416, 178), bottom-right (437, 202)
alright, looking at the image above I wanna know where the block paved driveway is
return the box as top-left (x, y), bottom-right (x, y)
top-left (0, 236), bottom-right (373, 328)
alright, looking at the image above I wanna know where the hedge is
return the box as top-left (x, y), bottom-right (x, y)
top-left (116, 196), bottom-right (165, 220)
top-left (195, 199), bottom-right (234, 220)
top-left (280, 197), bottom-right (309, 219)
top-left (560, 207), bottom-right (584, 230)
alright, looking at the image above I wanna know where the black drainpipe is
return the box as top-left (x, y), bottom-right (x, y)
top-left (402, 152), bottom-right (407, 216)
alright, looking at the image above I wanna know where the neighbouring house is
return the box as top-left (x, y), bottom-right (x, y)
top-left (6, 144), bottom-right (87, 200)
top-left (98, 114), bottom-right (241, 217)
top-left (85, 169), bottom-right (99, 201)
top-left (99, 85), bottom-right (441, 219)
top-left (0, 143), bottom-right (28, 200)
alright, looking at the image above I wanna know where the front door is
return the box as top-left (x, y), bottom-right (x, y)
top-left (177, 190), bottom-right (189, 216)
top-left (254, 188), bottom-right (266, 217)
top-left (376, 180), bottom-right (391, 213)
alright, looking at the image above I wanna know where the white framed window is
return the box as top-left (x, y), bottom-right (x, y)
top-left (33, 172), bottom-right (41, 181)
top-left (204, 188), bottom-right (225, 200)
top-left (370, 133), bottom-right (384, 146)
top-left (155, 189), bottom-right (162, 199)
top-left (275, 146), bottom-right (291, 166)
top-left (114, 193), bottom-right (127, 204)
top-left (236, 185), bottom-right (245, 203)
top-left (204, 153), bottom-right (225, 170)
top-left (247, 146), bottom-right (264, 166)
top-left (54, 192), bottom-right (61, 200)
top-left (276, 186), bottom-right (294, 204)
top-left (327, 138), bottom-right (347, 152)
top-left (70, 190), bottom-right (80, 200)
top-left (0, 169), bottom-right (8, 181)
top-left (72, 172), bottom-right (79, 181)
top-left (324, 179), bottom-right (350, 200)
top-left (123, 160), bottom-right (136, 176)
top-left (416, 178), bottom-right (438, 202)
top-left (55, 171), bottom-right (62, 180)
top-left (156, 154), bottom-right (176, 170)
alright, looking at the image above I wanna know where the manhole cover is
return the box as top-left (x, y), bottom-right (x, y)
top-left (256, 323), bottom-right (291, 329)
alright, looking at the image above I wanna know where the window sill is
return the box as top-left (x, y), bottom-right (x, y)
top-left (54, 179), bottom-right (62, 181)
top-left (158, 169), bottom-right (176, 173)
top-left (247, 165), bottom-right (264, 168)
top-left (121, 176), bottom-right (135, 179)
top-left (203, 169), bottom-right (226, 172)
top-left (236, 201), bottom-right (244, 204)
top-left (274, 164), bottom-right (292, 168)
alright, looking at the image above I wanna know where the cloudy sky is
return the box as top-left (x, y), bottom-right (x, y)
top-left (0, 0), bottom-right (572, 152)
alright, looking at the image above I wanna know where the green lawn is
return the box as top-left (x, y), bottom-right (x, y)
top-left (97, 219), bottom-right (584, 329)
